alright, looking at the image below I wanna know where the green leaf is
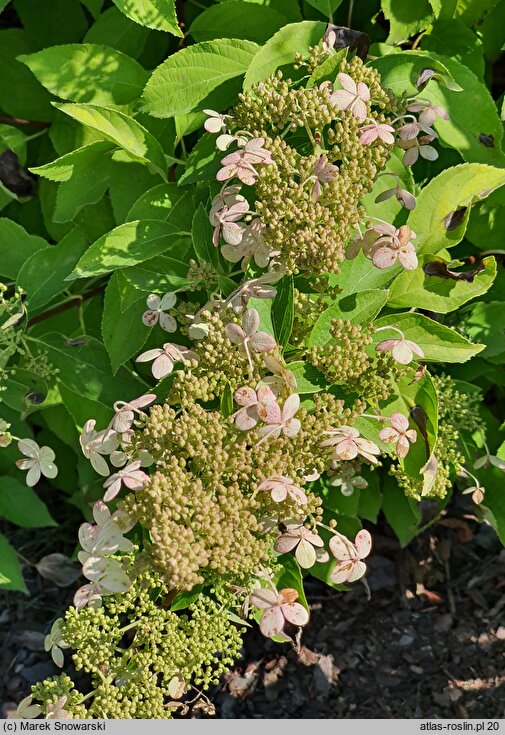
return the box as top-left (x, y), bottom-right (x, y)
top-left (0, 218), bottom-right (47, 279)
top-left (479, 464), bottom-right (505, 545)
top-left (361, 150), bottom-right (414, 224)
top-left (357, 472), bottom-right (382, 523)
top-left (386, 372), bottom-right (439, 477)
top-left (306, 0), bottom-right (344, 15)
top-left (455, 0), bottom-right (500, 24)
top-left (306, 48), bottom-right (346, 88)
top-left (32, 142), bottom-right (114, 223)
top-left (31, 142), bottom-right (114, 182)
top-left (17, 227), bottom-right (89, 312)
top-left (372, 313), bottom-right (484, 363)
top-left (30, 333), bottom-right (145, 407)
top-left (388, 256), bottom-right (497, 312)
top-left (127, 183), bottom-right (195, 227)
top-left (108, 159), bottom-right (161, 224)
top-left (370, 51), bottom-right (461, 97)
top-left (419, 54), bottom-right (505, 165)
top-left (220, 382), bottom-right (234, 418)
top-left (428, 0), bottom-right (457, 18)
top-left (102, 273), bottom-right (149, 373)
top-left (307, 289), bottom-right (389, 347)
top-left (81, 0), bottom-right (104, 18)
top-left (19, 44), bottom-right (149, 106)
top-left (142, 39), bottom-right (258, 118)
top-left (464, 302), bottom-right (505, 363)
top-left (13, 0), bottom-right (87, 46)
top-left (111, 0), bottom-right (182, 34)
top-left (0, 476), bottom-right (56, 528)
top-left (0, 29), bottom-right (54, 122)
top-left (244, 21), bottom-right (325, 88)
top-left (191, 202), bottom-right (223, 274)
top-left (121, 252), bottom-right (192, 293)
top-left (0, 368), bottom-right (49, 413)
top-left (274, 555), bottom-right (309, 611)
top-left (177, 133), bottom-right (221, 187)
top-left (329, 251), bottom-right (401, 297)
top-left (54, 103), bottom-right (168, 178)
top-left (420, 19), bottom-right (484, 79)
top-left (68, 220), bottom-right (186, 279)
top-left (189, 2), bottom-right (286, 44)
top-left (170, 584), bottom-right (204, 611)
top-left (382, 0), bottom-right (433, 43)
top-left (272, 275), bottom-right (293, 348)
top-left (382, 476), bottom-right (421, 547)
top-left (408, 164), bottom-right (505, 256)
top-left (289, 360), bottom-right (327, 394)
top-left (84, 6), bottom-right (150, 59)
top-left (0, 532), bottom-right (28, 593)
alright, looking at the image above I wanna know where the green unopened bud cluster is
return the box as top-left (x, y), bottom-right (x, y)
top-left (32, 572), bottom-right (245, 719)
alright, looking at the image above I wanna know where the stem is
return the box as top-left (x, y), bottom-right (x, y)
top-left (0, 116), bottom-right (50, 128)
top-left (27, 284), bottom-right (106, 327)
top-left (347, 0), bottom-right (354, 27)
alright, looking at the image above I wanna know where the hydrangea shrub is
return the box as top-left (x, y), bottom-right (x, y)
top-left (1, 0), bottom-right (505, 719)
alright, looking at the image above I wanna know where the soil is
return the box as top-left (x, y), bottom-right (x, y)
top-left (1, 508), bottom-right (504, 720)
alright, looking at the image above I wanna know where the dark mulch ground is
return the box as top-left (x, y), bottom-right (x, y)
top-left (1, 511), bottom-right (504, 719)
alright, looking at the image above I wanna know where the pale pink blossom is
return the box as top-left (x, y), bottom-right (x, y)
top-left (345, 228), bottom-right (380, 260)
top-left (16, 439), bottom-right (58, 487)
top-left (258, 353), bottom-right (297, 394)
top-left (375, 335), bottom-right (424, 365)
top-left (80, 420), bottom-right (119, 476)
top-left (45, 695), bottom-right (70, 720)
top-left (330, 73), bottom-right (370, 122)
top-left (379, 413), bottom-right (417, 458)
top-left (375, 185), bottom-right (416, 211)
top-left (16, 696), bottom-right (42, 719)
top-left (73, 582), bottom-right (102, 610)
top-left (110, 394), bottom-right (156, 433)
top-left (102, 460), bottom-right (149, 502)
top-left (310, 155), bottom-right (338, 201)
top-left (203, 109), bottom-right (228, 134)
top-left (329, 529), bottom-right (372, 584)
top-left (209, 185), bottom-right (245, 218)
top-left (256, 393), bottom-right (301, 442)
top-left (44, 619), bottom-right (69, 668)
top-left (258, 475), bottom-right (307, 505)
top-left (210, 199), bottom-right (249, 247)
top-left (407, 101), bottom-right (449, 127)
top-left (222, 219), bottom-right (274, 269)
top-left (135, 342), bottom-right (199, 380)
top-left (275, 524), bottom-right (327, 568)
top-left (398, 120), bottom-right (436, 141)
top-left (321, 426), bottom-right (380, 464)
top-left (329, 462), bottom-right (368, 496)
top-left (359, 121), bottom-right (395, 145)
top-left (399, 135), bottom-right (438, 166)
top-left (216, 138), bottom-right (273, 185)
top-left (227, 271), bottom-right (282, 313)
top-left (233, 385), bottom-right (277, 431)
top-left (216, 133), bottom-right (247, 151)
top-left (225, 308), bottom-right (276, 356)
top-left (250, 587), bottom-right (309, 638)
top-left (321, 28), bottom-right (336, 53)
top-left (142, 292), bottom-right (177, 332)
top-left (370, 223), bottom-right (418, 271)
